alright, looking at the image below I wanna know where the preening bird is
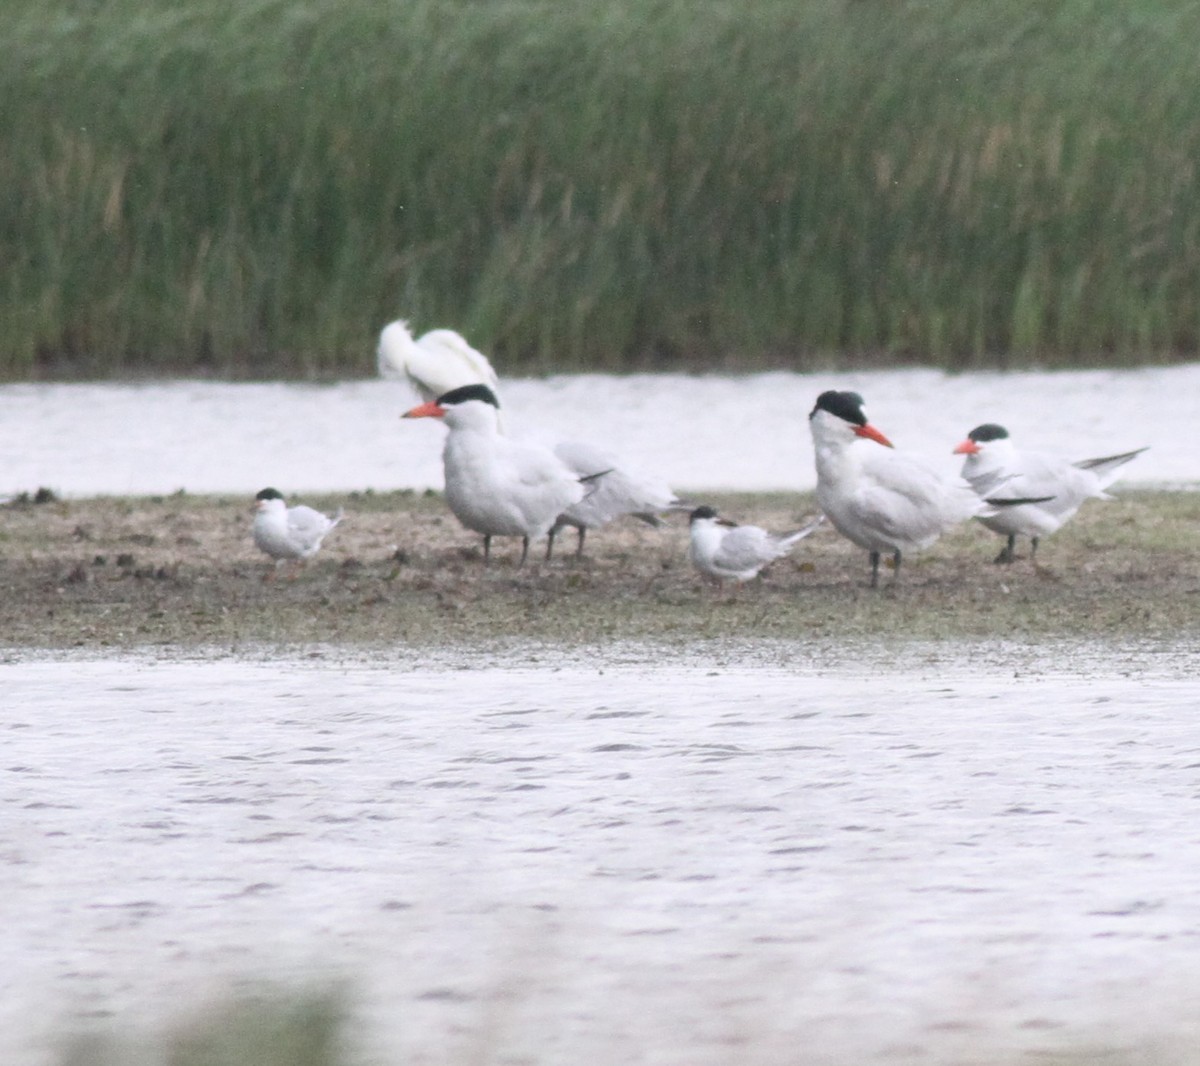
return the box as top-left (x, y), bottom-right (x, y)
top-left (378, 318), bottom-right (686, 553)
top-left (378, 318), bottom-right (503, 404)
top-left (809, 390), bottom-right (1043, 587)
top-left (953, 423), bottom-right (1148, 563)
top-left (401, 383), bottom-right (597, 566)
top-left (252, 488), bottom-right (343, 578)
top-left (688, 505), bottom-right (823, 586)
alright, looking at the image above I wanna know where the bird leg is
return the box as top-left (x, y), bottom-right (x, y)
top-left (1030, 536), bottom-right (1040, 563)
top-left (545, 528), bottom-right (557, 561)
top-left (869, 551), bottom-right (881, 588)
top-left (483, 534), bottom-right (492, 565)
top-left (519, 536), bottom-right (530, 567)
top-left (993, 534), bottom-right (1017, 565)
top-left (891, 549), bottom-right (903, 583)
top-left (575, 527), bottom-right (586, 557)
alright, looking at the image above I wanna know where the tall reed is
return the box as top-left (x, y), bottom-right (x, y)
top-left (3, 0), bottom-right (1199, 377)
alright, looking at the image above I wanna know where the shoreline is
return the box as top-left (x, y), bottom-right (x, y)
top-left (2, 489), bottom-right (1196, 660)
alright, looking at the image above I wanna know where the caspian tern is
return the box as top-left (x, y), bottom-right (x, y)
top-left (809, 390), bottom-right (1043, 587)
top-left (379, 319), bottom-right (686, 554)
top-left (953, 423), bottom-right (1149, 563)
top-left (688, 506), bottom-right (824, 586)
top-left (252, 488), bottom-right (343, 578)
top-left (402, 383), bottom-right (598, 566)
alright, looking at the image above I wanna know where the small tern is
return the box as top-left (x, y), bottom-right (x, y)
top-left (252, 488), bottom-right (343, 578)
top-left (688, 505), bottom-right (823, 586)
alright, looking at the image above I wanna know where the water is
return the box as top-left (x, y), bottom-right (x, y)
top-left (5, 650), bottom-right (1200, 1065)
top-left (3, 365), bottom-right (1197, 1062)
top-left (1, 364), bottom-right (1196, 498)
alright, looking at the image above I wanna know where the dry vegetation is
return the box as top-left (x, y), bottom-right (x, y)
top-left (1, 488), bottom-right (1195, 653)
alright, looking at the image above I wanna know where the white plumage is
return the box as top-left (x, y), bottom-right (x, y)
top-left (402, 384), bottom-right (586, 565)
top-left (688, 506), bottom-right (823, 584)
top-left (252, 488), bottom-right (342, 576)
top-left (954, 423), bottom-right (1148, 562)
top-left (380, 318), bottom-right (685, 554)
top-left (810, 390), bottom-right (1008, 587)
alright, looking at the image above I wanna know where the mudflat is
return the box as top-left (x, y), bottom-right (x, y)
top-left (0, 489), bottom-right (1195, 652)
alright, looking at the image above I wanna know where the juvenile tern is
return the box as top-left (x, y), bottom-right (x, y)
top-left (252, 488), bottom-right (343, 578)
top-left (688, 505), bottom-right (823, 586)
top-left (402, 383), bottom-right (597, 566)
top-left (809, 390), bottom-right (1043, 587)
top-left (953, 423), bottom-right (1148, 563)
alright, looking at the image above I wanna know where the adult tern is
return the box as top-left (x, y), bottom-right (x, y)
top-left (252, 488), bottom-right (343, 578)
top-left (688, 505), bottom-right (823, 586)
top-left (953, 423), bottom-right (1148, 563)
top-left (809, 390), bottom-right (1043, 587)
top-left (379, 319), bottom-right (686, 554)
top-left (402, 383), bottom-right (600, 566)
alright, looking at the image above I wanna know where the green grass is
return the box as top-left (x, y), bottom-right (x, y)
top-left (5, 0), bottom-right (1200, 377)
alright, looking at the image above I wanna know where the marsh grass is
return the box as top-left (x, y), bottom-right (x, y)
top-left (0, 488), bottom-right (1196, 651)
top-left (4, 0), bottom-right (1200, 377)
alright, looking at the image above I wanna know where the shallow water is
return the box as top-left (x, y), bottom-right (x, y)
top-left (1, 364), bottom-right (1195, 498)
top-left (5, 652), bottom-right (1200, 1065)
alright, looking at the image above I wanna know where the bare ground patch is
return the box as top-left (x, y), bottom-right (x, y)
top-left (0, 489), bottom-right (1196, 653)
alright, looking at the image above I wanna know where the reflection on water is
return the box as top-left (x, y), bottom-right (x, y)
top-left (4, 655), bottom-right (1200, 1065)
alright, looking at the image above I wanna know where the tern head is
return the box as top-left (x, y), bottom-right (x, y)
top-left (953, 423), bottom-right (1010, 455)
top-left (689, 505), bottom-right (736, 528)
top-left (254, 487), bottom-right (286, 512)
top-left (402, 382), bottom-right (501, 420)
top-left (809, 390), bottom-right (893, 448)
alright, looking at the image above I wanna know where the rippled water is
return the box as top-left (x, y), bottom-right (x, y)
top-left (5, 653), bottom-right (1200, 1065)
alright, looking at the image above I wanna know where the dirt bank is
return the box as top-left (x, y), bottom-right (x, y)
top-left (0, 489), bottom-right (1196, 653)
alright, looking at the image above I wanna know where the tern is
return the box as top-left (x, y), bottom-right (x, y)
top-left (252, 488), bottom-right (343, 578)
top-left (953, 423), bottom-right (1148, 563)
top-left (379, 319), bottom-right (686, 554)
top-left (688, 506), bottom-right (823, 586)
top-left (809, 390), bottom-right (1045, 587)
top-left (402, 383), bottom-right (599, 566)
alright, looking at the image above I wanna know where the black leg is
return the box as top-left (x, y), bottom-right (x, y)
top-left (869, 551), bottom-right (881, 588)
top-left (892, 549), bottom-right (902, 583)
top-left (575, 526), bottom-right (586, 557)
top-left (545, 528), bottom-right (556, 561)
top-left (483, 534), bottom-right (491, 564)
top-left (519, 536), bottom-right (530, 567)
top-left (994, 533), bottom-right (1016, 564)
top-left (1031, 536), bottom-right (1040, 562)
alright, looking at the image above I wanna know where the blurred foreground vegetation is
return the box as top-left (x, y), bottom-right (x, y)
top-left (4, 0), bottom-right (1200, 378)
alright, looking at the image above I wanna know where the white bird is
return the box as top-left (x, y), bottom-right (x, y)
top-left (688, 505), bottom-right (823, 586)
top-left (378, 318), bottom-right (686, 553)
top-left (548, 439), bottom-right (687, 559)
top-left (252, 488), bottom-right (343, 578)
top-left (401, 383), bottom-right (596, 566)
top-left (953, 423), bottom-right (1148, 563)
top-left (378, 318), bottom-right (503, 404)
top-left (809, 390), bottom-right (1043, 587)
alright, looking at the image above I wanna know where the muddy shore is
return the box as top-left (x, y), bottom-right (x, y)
top-left (0, 488), bottom-right (1195, 656)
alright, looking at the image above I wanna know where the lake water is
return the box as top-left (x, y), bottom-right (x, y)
top-left (1, 364), bottom-right (1196, 498)
top-left (5, 644), bottom-right (1200, 1065)
top-left (3, 366), bottom-right (1198, 1063)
